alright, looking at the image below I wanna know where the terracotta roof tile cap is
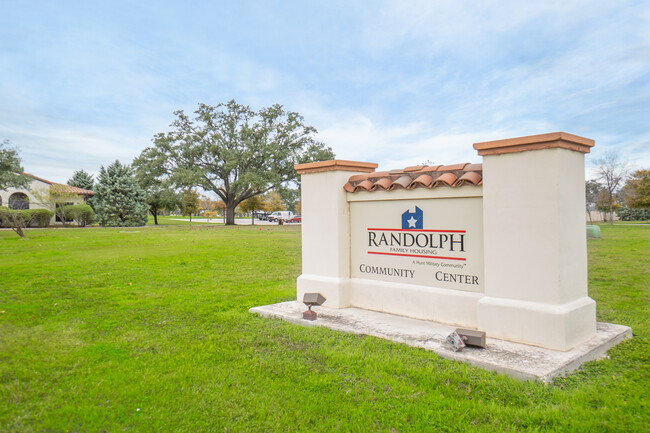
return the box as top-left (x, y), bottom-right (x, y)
top-left (408, 174), bottom-right (434, 189)
top-left (371, 177), bottom-right (393, 191)
top-left (348, 173), bottom-right (370, 182)
top-left (389, 175), bottom-right (413, 190)
top-left (473, 132), bottom-right (595, 155)
top-left (404, 165), bottom-right (427, 172)
top-left (454, 171), bottom-right (482, 186)
top-left (345, 161), bottom-right (483, 193)
top-left (367, 171), bottom-right (392, 179)
top-left (354, 179), bottom-right (374, 192)
top-left (413, 165), bottom-right (441, 173)
top-left (295, 159), bottom-right (378, 174)
top-left (438, 163), bottom-right (469, 171)
top-left (433, 172), bottom-right (458, 186)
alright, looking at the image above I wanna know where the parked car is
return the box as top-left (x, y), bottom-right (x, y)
top-left (287, 215), bottom-right (301, 223)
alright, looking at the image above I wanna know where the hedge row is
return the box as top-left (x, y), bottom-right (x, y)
top-left (0, 206), bottom-right (54, 228)
top-left (0, 205), bottom-right (95, 228)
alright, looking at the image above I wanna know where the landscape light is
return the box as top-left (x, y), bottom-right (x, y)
top-left (302, 292), bottom-right (326, 321)
top-left (446, 331), bottom-right (466, 352)
top-left (446, 329), bottom-right (487, 351)
top-left (455, 329), bottom-right (486, 348)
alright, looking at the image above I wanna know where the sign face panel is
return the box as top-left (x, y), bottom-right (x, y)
top-left (350, 197), bottom-right (484, 293)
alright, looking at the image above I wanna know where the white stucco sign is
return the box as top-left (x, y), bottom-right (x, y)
top-left (295, 132), bottom-right (600, 351)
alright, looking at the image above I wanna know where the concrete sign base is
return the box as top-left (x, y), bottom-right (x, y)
top-left (250, 301), bottom-right (632, 383)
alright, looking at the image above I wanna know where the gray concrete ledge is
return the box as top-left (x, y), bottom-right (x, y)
top-left (250, 301), bottom-right (632, 382)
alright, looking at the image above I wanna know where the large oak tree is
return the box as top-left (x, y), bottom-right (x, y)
top-left (136, 100), bottom-right (334, 225)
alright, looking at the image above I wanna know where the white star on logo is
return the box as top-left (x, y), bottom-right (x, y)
top-left (407, 216), bottom-right (418, 228)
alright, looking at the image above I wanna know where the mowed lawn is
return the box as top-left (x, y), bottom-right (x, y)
top-left (0, 224), bottom-right (648, 432)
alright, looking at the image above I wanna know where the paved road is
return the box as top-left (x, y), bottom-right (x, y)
top-left (171, 218), bottom-right (299, 225)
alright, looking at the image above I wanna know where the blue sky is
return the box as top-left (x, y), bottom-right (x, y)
top-left (1, 0), bottom-right (648, 184)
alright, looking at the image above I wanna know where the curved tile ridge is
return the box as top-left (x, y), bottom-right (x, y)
top-left (368, 171), bottom-right (393, 179)
top-left (389, 175), bottom-right (413, 190)
top-left (454, 171), bottom-right (482, 186)
top-left (353, 179), bottom-right (374, 192)
top-left (432, 172), bottom-right (458, 187)
top-left (437, 163), bottom-right (468, 171)
top-left (408, 174), bottom-right (433, 189)
top-left (344, 162), bottom-right (482, 193)
top-left (370, 177), bottom-right (393, 191)
top-left (420, 165), bottom-right (442, 172)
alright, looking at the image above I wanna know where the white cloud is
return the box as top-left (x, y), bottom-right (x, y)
top-left (364, 0), bottom-right (617, 55)
top-left (586, 132), bottom-right (650, 180)
top-left (0, 122), bottom-right (149, 183)
top-left (316, 106), bottom-right (649, 183)
top-left (312, 108), bottom-right (526, 169)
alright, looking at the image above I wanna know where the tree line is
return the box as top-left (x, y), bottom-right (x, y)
top-left (1, 100), bottom-right (334, 232)
top-left (587, 153), bottom-right (649, 224)
top-left (4, 103), bottom-right (649, 231)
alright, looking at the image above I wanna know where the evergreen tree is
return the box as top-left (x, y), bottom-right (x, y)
top-left (94, 161), bottom-right (148, 227)
top-left (68, 169), bottom-right (96, 209)
top-left (67, 169), bottom-right (94, 191)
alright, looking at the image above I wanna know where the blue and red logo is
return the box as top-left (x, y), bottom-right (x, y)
top-left (401, 206), bottom-right (423, 229)
top-left (365, 206), bottom-right (466, 260)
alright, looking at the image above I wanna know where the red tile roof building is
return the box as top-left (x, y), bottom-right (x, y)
top-left (23, 173), bottom-right (94, 196)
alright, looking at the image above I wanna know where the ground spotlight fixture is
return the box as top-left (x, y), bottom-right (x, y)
top-left (446, 330), bottom-right (466, 352)
top-left (455, 329), bottom-right (486, 348)
top-left (302, 292), bottom-right (326, 321)
top-left (446, 329), bottom-right (487, 351)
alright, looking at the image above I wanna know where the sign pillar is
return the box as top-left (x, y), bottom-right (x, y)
top-left (294, 160), bottom-right (378, 308)
top-left (474, 132), bottom-right (596, 350)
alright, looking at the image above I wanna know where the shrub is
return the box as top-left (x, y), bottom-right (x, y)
top-left (64, 204), bottom-right (94, 227)
top-left (616, 206), bottom-right (650, 221)
top-left (0, 206), bottom-right (30, 226)
top-left (28, 208), bottom-right (54, 227)
top-left (0, 206), bottom-right (7, 226)
top-left (0, 206), bottom-right (31, 237)
top-left (0, 206), bottom-right (10, 228)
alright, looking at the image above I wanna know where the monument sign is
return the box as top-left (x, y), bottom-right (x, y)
top-left (295, 132), bottom-right (598, 351)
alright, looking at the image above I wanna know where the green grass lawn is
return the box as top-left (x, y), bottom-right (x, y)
top-left (147, 215), bottom-right (253, 225)
top-left (0, 224), bottom-right (647, 432)
top-left (147, 215), bottom-right (222, 225)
